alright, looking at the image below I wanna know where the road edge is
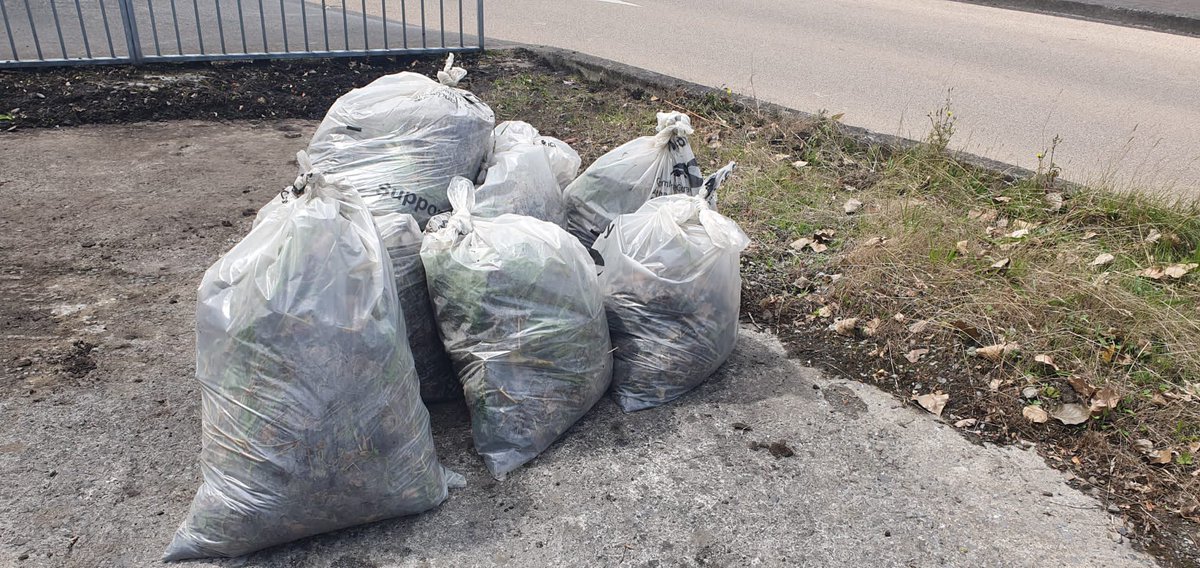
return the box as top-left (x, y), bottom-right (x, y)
top-left (505, 44), bottom-right (1045, 185)
top-left (950, 0), bottom-right (1200, 38)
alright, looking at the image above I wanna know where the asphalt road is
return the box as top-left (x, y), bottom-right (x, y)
top-left (485, 0), bottom-right (1200, 195)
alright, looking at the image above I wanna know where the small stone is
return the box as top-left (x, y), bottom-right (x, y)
top-left (284, 132), bottom-right (302, 139)
top-left (1022, 386), bottom-right (1039, 399)
top-left (220, 220), bottom-right (233, 227)
top-left (18, 553), bottom-right (29, 560)
top-left (16, 359), bottom-right (32, 367)
top-left (80, 240), bottom-right (96, 248)
top-left (1107, 504), bottom-right (1121, 514)
top-left (1117, 527), bottom-right (1130, 536)
top-left (35, 92), bottom-right (46, 99)
top-left (884, 530), bottom-right (892, 537)
top-left (241, 208), bottom-right (257, 217)
top-left (148, 86), bottom-right (159, 93)
top-left (48, 470), bottom-right (56, 477)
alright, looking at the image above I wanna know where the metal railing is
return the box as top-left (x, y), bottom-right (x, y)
top-left (0, 0), bottom-right (483, 67)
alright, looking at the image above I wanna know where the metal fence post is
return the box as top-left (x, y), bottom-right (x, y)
top-left (117, 0), bottom-right (144, 62)
top-left (476, 0), bottom-right (483, 49)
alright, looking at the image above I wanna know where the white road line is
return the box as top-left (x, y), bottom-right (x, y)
top-left (594, 0), bottom-right (641, 6)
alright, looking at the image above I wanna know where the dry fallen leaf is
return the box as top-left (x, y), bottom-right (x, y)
top-left (1151, 393), bottom-right (1168, 406)
top-left (1089, 387), bottom-right (1121, 413)
top-left (914, 392), bottom-right (949, 416)
top-left (1133, 439), bottom-right (1154, 454)
top-left (1090, 253), bottom-right (1115, 267)
top-left (1034, 354), bottom-right (1059, 373)
top-left (1148, 450), bottom-right (1174, 465)
top-left (862, 318), bottom-right (882, 337)
top-left (907, 320), bottom-right (931, 334)
top-left (993, 196), bottom-right (1012, 204)
top-left (1023, 405), bottom-right (1050, 424)
top-left (990, 258), bottom-right (1011, 272)
top-left (1137, 267), bottom-right (1166, 280)
top-left (813, 229), bottom-right (837, 243)
top-left (810, 242), bottom-right (828, 253)
top-left (1145, 229), bottom-right (1162, 244)
top-left (833, 318), bottom-right (859, 337)
top-left (893, 313), bottom-right (906, 323)
top-left (1165, 263), bottom-right (1198, 279)
top-left (949, 320), bottom-right (982, 343)
top-left (1045, 192), bottom-right (1064, 212)
top-left (843, 198), bottom-right (863, 215)
top-left (968, 209), bottom-right (998, 224)
top-left (988, 378), bottom-right (1003, 392)
top-left (1008, 229), bottom-right (1030, 239)
top-left (954, 418), bottom-right (978, 428)
top-left (956, 240), bottom-right (972, 255)
top-left (977, 343), bottom-right (1020, 362)
top-left (1067, 375), bottom-right (1096, 398)
top-left (1052, 403), bottom-right (1090, 425)
top-left (817, 305), bottom-right (833, 319)
top-left (1082, 231), bottom-right (1098, 240)
top-left (792, 160), bottom-right (809, 169)
top-left (789, 238), bottom-right (812, 251)
top-left (905, 348), bottom-right (930, 363)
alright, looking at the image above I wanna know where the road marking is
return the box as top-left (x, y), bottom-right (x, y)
top-left (595, 0), bottom-right (641, 6)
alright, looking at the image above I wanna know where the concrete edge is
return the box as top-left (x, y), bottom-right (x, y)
top-left (951, 0), bottom-right (1200, 38)
top-left (501, 44), bottom-right (1044, 185)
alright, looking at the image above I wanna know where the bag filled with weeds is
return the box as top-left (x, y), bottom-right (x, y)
top-left (483, 120), bottom-right (582, 190)
top-left (592, 173), bottom-right (749, 412)
top-left (376, 211), bottom-right (460, 402)
top-left (165, 158), bottom-right (456, 560)
top-left (422, 182), bottom-right (612, 478)
top-left (563, 111), bottom-right (703, 249)
top-left (306, 55), bottom-right (494, 227)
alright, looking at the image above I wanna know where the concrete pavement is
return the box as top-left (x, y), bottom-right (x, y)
top-left (486, 0), bottom-right (1200, 195)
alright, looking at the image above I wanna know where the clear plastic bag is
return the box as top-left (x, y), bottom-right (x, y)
top-left (376, 211), bottom-right (460, 402)
top-left (564, 111), bottom-right (703, 249)
top-left (421, 183), bottom-right (613, 478)
top-left (306, 56), bottom-right (495, 227)
top-left (164, 163), bottom-right (453, 560)
top-left (483, 120), bottom-right (582, 190)
top-left (592, 180), bottom-right (750, 412)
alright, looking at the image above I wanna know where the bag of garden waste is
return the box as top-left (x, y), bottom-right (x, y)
top-left (463, 145), bottom-right (567, 227)
top-left (482, 120), bottom-right (582, 190)
top-left (306, 54), bottom-right (494, 227)
top-left (563, 111), bottom-right (703, 249)
top-left (592, 170), bottom-right (749, 412)
top-left (165, 160), bottom-right (456, 560)
top-left (421, 182), bottom-right (613, 479)
top-left (376, 211), bottom-right (460, 402)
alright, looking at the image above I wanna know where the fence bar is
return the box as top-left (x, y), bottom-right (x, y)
top-left (476, 0), bottom-right (482, 48)
top-left (72, 0), bottom-right (92, 57)
top-left (457, 0), bottom-right (462, 48)
top-left (278, 0), bottom-right (286, 52)
top-left (359, 0), bottom-right (366, 49)
top-left (380, 0), bottom-right (386, 47)
top-left (320, 0), bottom-right (327, 50)
top-left (438, 0), bottom-right (443, 48)
top-left (146, 0), bottom-right (162, 55)
top-left (48, 0), bottom-right (68, 58)
top-left (0, 0), bottom-right (18, 60)
top-left (117, 0), bottom-right (143, 62)
top-left (214, 0), bottom-right (226, 53)
top-left (400, 0), bottom-right (406, 47)
top-left (419, 0), bottom-right (425, 47)
top-left (191, 0), bottom-right (205, 53)
top-left (235, 0), bottom-right (245, 52)
top-left (298, 0), bottom-right (306, 51)
top-left (97, 0), bottom-right (115, 56)
top-left (20, 0), bottom-right (41, 60)
top-left (255, 0), bottom-right (265, 51)
top-left (340, 0), bottom-right (346, 50)
top-left (168, 0), bottom-right (182, 53)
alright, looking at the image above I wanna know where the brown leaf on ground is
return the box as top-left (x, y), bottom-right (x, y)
top-left (1090, 387), bottom-right (1121, 413)
top-left (1151, 393), bottom-right (1168, 406)
top-left (993, 196), bottom-right (1012, 204)
top-left (813, 229), bottom-right (837, 243)
top-left (833, 318), bottom-right (859, 337)
top-left (954, 418), bottom-right (978, 428)
top-left (1067, 375), bottom-right (1096, 398)
top-left (1052, 403), bottom-right (1090, 425)
top-left (990, 258), bottom-right (1011, 272)
top-left (914, 392), bottom-right (949, 416)
top-left (1164, 263), bottom-right (1198, 279)
top-left (862, 317), bottom-right (881, 337)
top-left (810, 242), bottom-right (828, 253)
top-left (1008, 229), bottom-right (1030, 239)
top-left (817, 305), bottom-right (833, 319)
top-left (1145, 229), bottom-right (1162, 244)
top-left (1034, 354), bottom-right (1059, 374)
top-left (1133, 439), bottom-right (1154, 454)
top-left (1045, 192), bottom-right (1064, 212)
top-left (843, 198), bottom-right (863, 214)
top-left (968, 209), bottom-right (998, 224)
top-left (1148, 450), bottom-right (1174, 465)
top-left (956, 240), bottom-right (971, 255)
top-left (792, 160), bottom-right (808, 170)
top-left (905, 348), bottom-right (930, 363)
top-left (950, 320), bottom-right (982, 343)
top-left (988, 378), bottom-right (1003, 392)
top-left (907, 320), bottom-right (931, 334)
top-left (1137, 267), bottom-right (1166, 280)
top-left (1090, 253), bottom-right (1114, 267)
top-left (1023, 405), bottom-right (1050, 424)
top-left (977, 343), bottom-right (1020, 362)
top-left (789, 237), bottom-right (812, 251)
top-left (1082, 231), bottom-right (1098, 240)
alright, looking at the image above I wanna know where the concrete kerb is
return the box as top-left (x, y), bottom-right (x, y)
top-left (510, 44), bottom-right (1051, 188)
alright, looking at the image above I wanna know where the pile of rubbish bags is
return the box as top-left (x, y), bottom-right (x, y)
top-left (164, 55), bottom-right (750, 561)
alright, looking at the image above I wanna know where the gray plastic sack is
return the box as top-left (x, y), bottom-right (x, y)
top-left (164, 164), bottom-right (453, 560)
top-left (563, 111), bottom-right (703, 249)
top-left (592, 182), bottom-right (749, 412)
top-left (306, 56), bottom-right (495, 227)
top-left (421, 182), bottom-right (612, 478)
top-left (376, 211), bottom-right (460, 402)
top-left (483, 120), bottom-right (581, 189)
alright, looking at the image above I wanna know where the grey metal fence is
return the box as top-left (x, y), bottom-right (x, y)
top-left (0, 0), bottom-right (482, 67)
